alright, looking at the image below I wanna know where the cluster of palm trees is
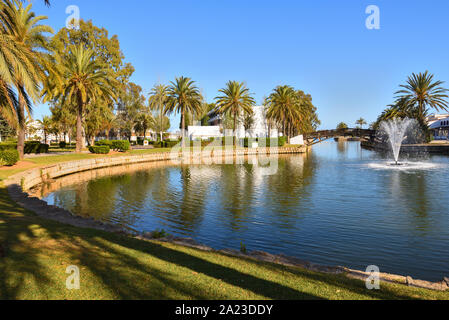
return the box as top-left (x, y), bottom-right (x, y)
top-left (1, 0), bottom-right (320, 157)
top-left (265, 85), bottom-right (320, 143)
top-left (374, 71), bottom-right (449, 131)
top-left (0, 0), bottom-right (54, 158)
top-left (147, 80), bottom-right (320, 147)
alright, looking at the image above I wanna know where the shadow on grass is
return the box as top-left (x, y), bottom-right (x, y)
top-left (0, 186), bottom-right (443, 300)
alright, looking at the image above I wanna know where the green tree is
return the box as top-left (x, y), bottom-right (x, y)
top-left (148, 84), bottom-right (169, 141)
top-left (355, 118), bottom-right (367, 129)
top-left (266, 85), bottom-right (299, 142)
top-left (1, 0), bottom-right (53, 158)
top-left (37, 115), bottom-right (53, 144)
top-left (337, 122), bottom-right (348, 130)
top-left (151, 112), bottom-right (170, 138)
top-left (116, 82), bottom-right (146, 141)
top-left (134, 113), bottom-right (154, 139)
top-left (215, 81), bottom-right (255, 145)
top-left (395, 71), bottom-right (449, 123)
top-left (166, 76), bottom-right (203, 146)
top-left (45, 45), bottom-right (117, 152)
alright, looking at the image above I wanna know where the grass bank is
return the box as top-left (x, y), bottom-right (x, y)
top-left (0, 150), bottom-right (448, 299)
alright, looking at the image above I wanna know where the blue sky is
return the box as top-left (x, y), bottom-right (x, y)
top-left (32, 0), bottom-right (449, 131)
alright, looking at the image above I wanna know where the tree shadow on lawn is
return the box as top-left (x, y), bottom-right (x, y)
top-left (0, 191), bottom-right (54, 299)
top-left (0, 186), bottom-right (441, 300)
top-left (49, 227), bottom-right (426, 300)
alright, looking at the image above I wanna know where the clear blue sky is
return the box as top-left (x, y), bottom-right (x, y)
top-left (32, 0), bottom-right (449, 131)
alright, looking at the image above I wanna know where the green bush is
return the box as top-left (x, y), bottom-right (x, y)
top-left (88, 146), bottom-right (110, 154)
top-left (96, 140), bottom-right (130, 152)
top-left (112, 140), bottom-right (130, 152)
top-left (24, 142), bottom-right (49, 154)
top-left (0, 142), bottom-right (17, 151)
top-left (39, 144), bottom-right (49, 154)
top-left (95, 140), bottom-right (113, 147)
top-left (59, 141), bottom-right (67, 148)
top-left (24, 141), bottom-right (41, 154)
top-left (0, 149), bottom-right (19, 166)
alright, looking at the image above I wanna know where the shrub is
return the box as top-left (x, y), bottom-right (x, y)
top-left (0, 142), bottom-right (17, 152)
top-left (112, 140), bottom-right (130, 152)
top-left (24, 142), bottom-right (49, 154)
top-left (95, 140), bottom-right (113, 147)
top-left (88, 146), bottom-right (110, 154)
top-left (0, 149), bottom-right (19, 166)
top-left (59, 141), bottom-right (67, 148)
top-left (38, 144), bottom-right (49, 154)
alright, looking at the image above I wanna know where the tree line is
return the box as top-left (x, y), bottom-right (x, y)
top-left (0, 0), bottom-right (320, 158)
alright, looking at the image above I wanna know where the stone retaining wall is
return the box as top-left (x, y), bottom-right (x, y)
top-left (5, 147), bottom-right (307, 191)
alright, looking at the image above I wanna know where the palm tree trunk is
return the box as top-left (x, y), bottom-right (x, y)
top-left (17, 92), bottom-right (26, 160)
top-left (181, 109), bottom-right (185, 148)
top-left (76, 102), bottom-right (84, 153)
top-left (233, 111), bottom-right (237, 147)
top-left (160, 104), bottom-right (164, 142)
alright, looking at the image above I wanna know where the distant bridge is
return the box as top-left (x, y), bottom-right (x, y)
top-left (303, 128), bottom-right (376, 146)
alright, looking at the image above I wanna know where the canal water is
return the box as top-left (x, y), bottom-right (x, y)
top-left (42, 141), bottom-right (449, 281)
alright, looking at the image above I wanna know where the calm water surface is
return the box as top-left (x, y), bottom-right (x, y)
top-left (43, 141), bottom-right (449, 281)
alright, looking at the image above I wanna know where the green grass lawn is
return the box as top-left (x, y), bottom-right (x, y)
top-left (0, 151), bottom-right (448, 300)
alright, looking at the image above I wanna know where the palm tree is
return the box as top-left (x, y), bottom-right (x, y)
top-left (37, 115), bottom-right (52, 144)
top-left (266, 85), bottom-right (299, 143)
top-left (148, 84), bottom-right (169, 141)
top-left (395, 71), bottom-right (449, 123)
top-left (134, 112), bottom-right (154, 139)
top-left (166, 76), bottom-right (203, 147)
top-left (355, 118), bottom-right (367, 129)
top-left (0, 18), bottom-right (38, 134)
top-left (215, 81), bottom-right (255, 145)
top-left (44, 44), bottom-right (117, 153)
top-left (1, 0), bottom-right (54, 159)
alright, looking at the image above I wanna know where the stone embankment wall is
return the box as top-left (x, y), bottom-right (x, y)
top-left (5, 147), bottom-right (307, 191)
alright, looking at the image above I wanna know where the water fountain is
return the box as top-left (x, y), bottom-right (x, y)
top-left (379, 118), bottom-right (417, 165)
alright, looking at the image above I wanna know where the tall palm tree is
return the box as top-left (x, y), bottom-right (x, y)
top-left (166, 76), bottom-right (203, 146)
top-left (0, 20), bottom-right (38, 133)
top-left (215, 81), bottom-right (255, 145)
top-left (1, 0), bottom-right (54, 159)
top-left (44, 44), bottom-right (117, 153)
top-left (37, 115), bottom-right (52, 144)
top-left (395, 71), bottom-right (449, 123)
top-left (148, 83), bottom-right (169, 141)
top-left (355, 118), bottom-right (367, 129)
top-left (266, 85), bottom-right (299, 142)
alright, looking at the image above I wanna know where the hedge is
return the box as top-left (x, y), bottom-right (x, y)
top-left (24, 142), bottom-right (49, 154)
top-left (112, 140), bottom-right (130, 152)
top-left (244, 137), bottom-right (287, 147)
top-left (0, 143), bottom-right (17, 151)
top-left (95, 140), bottom-right (130, 152)
top-left (88, 146), bottom-right (110, 154)
top-left (154, 140), bottom-right (180, 148)
top-left (0, 149), bottom-right (19, 166)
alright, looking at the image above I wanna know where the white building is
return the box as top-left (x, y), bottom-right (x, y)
top-left (205, 105), bottom-right (280, 139)
top-left (429, 116), bottom-right (449, 140)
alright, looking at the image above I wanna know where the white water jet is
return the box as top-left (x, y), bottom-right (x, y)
top-left (379, 118), bottom-right (417, 165)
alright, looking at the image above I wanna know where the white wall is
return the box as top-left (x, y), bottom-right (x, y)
top-left (188, 126), bottom-right (222, 139)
